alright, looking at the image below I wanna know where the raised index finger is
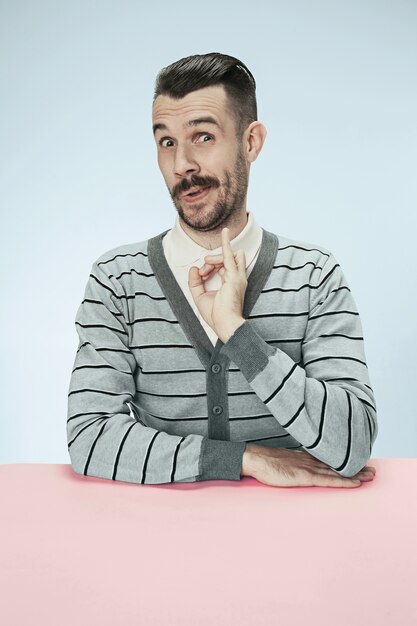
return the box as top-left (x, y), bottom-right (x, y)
top-left (221, 227), bottom-right (236, 272)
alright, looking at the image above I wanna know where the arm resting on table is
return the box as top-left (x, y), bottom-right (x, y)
top-left (222, 253), bottom-right (378, 478)
top-left (67, 260), bottom-right (246, 485)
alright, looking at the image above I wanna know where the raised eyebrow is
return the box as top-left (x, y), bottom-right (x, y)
top-left (153, 122), bottom-right (168, 136)
top-left (185, 117), bottom-right (221, 130)
top-left (152, 117), bottom-right (221, 136)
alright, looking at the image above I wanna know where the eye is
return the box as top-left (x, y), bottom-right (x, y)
top-left (196, 133), bottom-right (213, 143)
top-left (159, 138), bottom-right (175, 148)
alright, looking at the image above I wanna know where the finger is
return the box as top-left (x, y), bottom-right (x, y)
top-left (354, 469), bottom-right (375, 481)
top-left (353, 469), bottom-right (373, 477)
top-left (204, 252), bottom-right (242, 267)
top-left (188, 266), bottom-right (206, 303)
top-left (199, 263), bottom-right (223, 276)
top-left (221, 227), bottom-right (237, 272)
top-left (355, 473), bottom-right (374, 482)
top-left (315, 467), bottom-right (373, 482)
top-left (204, 253), bottom-right (224, 264)
top-left (337, 479), bottom-right (361, 488)
top-left (235, 249), bottom-right (246, 276)
top-left (201, 267), bottom-right (221, 281)
top-left (300, 467), bottom-right (361, 487)
top-left (312, 473), bottom-right (361, 488)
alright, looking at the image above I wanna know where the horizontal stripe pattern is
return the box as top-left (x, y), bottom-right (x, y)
top-left (67, 233), bottom-right (377, 484)
top-left (222, 244), bottom-right (378, 475)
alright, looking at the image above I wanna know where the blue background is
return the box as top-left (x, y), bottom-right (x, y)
top-left (1, 0), bottom-right (416, 462)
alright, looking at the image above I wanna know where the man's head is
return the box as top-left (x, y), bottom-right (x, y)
top-left (152, 52), bottom-right (267, 234)
top-left (153, 52), bottom-right (258, 141)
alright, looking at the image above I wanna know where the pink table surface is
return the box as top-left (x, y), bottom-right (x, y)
top-left (1, 458), bottom-right (416, 626)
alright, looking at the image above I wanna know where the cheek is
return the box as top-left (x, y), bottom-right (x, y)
top-left (157, 155), bottom-right (172, 182)
top-left (209, 149), bottom-right (236, 175)
top-left (157, 151), bottom-right (166, 170)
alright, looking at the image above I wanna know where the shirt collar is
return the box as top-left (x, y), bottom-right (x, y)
top-left (164, 211), bottom-right (262, 268)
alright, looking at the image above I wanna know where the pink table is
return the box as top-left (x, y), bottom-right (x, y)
top-left (1, 458), bottom-right (416, 625)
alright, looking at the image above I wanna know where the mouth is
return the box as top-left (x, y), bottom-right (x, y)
top-left (182, 186), bottom-right (212, 203)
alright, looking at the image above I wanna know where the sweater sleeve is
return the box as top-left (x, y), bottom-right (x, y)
top-left (222, 252), bottom-right (378, 478)
top-left (67, 259), bottom-right (246, 485)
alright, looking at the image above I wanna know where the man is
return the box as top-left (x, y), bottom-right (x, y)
top-left (67, 52), bottom-right (377, 488)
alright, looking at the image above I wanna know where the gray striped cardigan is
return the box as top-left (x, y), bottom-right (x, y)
top-left (67, 227), bottom-right (378, 484)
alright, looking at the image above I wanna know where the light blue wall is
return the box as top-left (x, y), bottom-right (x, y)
top-left (1, 0), bottom-right (416, 462)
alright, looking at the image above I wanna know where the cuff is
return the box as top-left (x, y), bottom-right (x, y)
top-left (221, 320), bottom-right (276, 383)
top-left (198, 438), bottom-right (247, 481)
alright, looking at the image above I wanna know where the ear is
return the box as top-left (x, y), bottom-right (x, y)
top-left (244, 121), bottom-right (267, 164)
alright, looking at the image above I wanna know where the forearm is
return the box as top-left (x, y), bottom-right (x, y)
top-left (223, 320), bottom-right (377, 478)
top-left (68, 409), bottom-right (246, 484)
top-left (68, 259), bottom-right (246, 484)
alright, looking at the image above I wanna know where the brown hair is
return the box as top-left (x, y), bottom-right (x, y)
top-left (153, 52), bottom-right (257, 138)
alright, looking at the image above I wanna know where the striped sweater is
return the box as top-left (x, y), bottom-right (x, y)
top-left (67, 227), bottom-right (378, 484)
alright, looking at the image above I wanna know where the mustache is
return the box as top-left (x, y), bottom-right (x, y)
top-left (172, 176), bottom-right (220, 198)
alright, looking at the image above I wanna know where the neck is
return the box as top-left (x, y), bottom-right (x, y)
top-left (178, 208), bottom-right (249, 250)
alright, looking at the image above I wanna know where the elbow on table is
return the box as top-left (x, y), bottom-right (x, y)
top-left (334, 446), bottom-right (375, 478)
top-left (67, 450), bottom-right (110, 481)
top-left (334, 403), bottom-right (378, 478)
top-left (67, 448), bottom-right (87, 477)
top-left (319, 425), bottom-right (377, 479)
top-left (67, 432), bottom-right (92, 477)
top-left (67, 424), bottom-right (86, 476)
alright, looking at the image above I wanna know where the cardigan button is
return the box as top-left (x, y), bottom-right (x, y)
top-left (212, 405), bottom-right (223, 415)
top-left (211, 363), bottom-right (221, 374)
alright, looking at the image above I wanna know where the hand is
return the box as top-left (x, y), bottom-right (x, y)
top-left (188, 227), bottom-right (248, 343)
top-left (241, 445), bottom-right (376, 488)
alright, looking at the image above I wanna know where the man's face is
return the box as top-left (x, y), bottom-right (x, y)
top-left (152, 84), bottom-right (249, 232)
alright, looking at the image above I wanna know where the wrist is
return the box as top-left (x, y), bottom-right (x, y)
top-left (217, 316), bottom-right (246, 344)
top-left (241, 445), bottom-right (258, 477)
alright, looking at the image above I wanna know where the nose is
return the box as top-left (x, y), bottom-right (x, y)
top-left (173, 143), bottom-right (200, 178)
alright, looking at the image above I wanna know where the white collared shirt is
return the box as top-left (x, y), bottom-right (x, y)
top-left (162, 211), bottom-right (263, 346)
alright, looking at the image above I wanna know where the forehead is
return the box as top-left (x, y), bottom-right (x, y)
top-left (152, 84), bottom-right (233, 130)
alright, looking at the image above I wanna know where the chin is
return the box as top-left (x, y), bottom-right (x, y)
top-left (182, 211), bottom-right (228, 233)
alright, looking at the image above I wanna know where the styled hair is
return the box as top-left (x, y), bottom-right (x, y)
top-left (153, 52), bottom-right (257, 138)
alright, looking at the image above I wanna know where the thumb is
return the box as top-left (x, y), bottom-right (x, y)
top-left (188, 266), bottom-right (206, 303)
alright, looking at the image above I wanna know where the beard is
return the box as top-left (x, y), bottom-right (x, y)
top-left (168, 148), bottom-right (249, 232)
